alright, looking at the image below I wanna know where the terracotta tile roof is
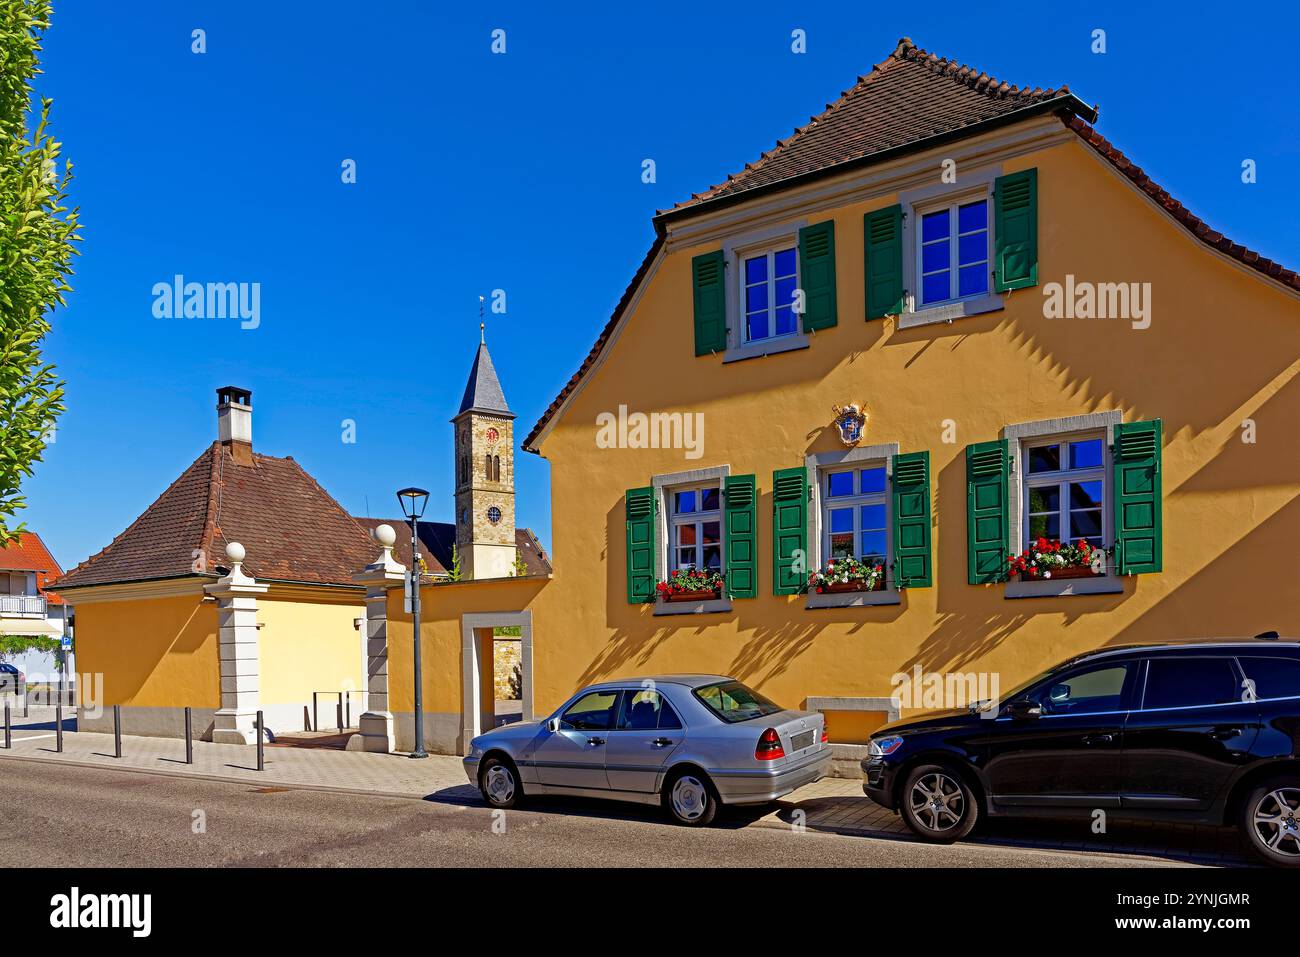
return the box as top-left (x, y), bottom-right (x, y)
top-left (354, 517), bottom-right (552, 578)
top-left (0, 531), bottom-right (66, 604)
top-left (664, 37), bottom-right (1089, 215)
top-left (524, 41), bottom-right (1300, 454)
top-left (54, 443), bottom-right (376, 590)
top-left (1066, 116), bottom-right (1300, 293)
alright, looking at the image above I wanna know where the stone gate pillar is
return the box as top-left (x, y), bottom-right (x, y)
top-left (205, 542), bottom-right (268, 744)
top-left (348, 523), bottom-right (404, 753)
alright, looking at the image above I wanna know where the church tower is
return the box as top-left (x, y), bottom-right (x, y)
top-left (453, 326), bottom-right (516, 580)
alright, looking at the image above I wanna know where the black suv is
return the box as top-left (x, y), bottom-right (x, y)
top-left (862, 636), bottom-right (1300, 866)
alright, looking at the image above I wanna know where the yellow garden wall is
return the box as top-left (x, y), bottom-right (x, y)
top-left (257, 590), bottom-right (365, 719)
top-left (394, 131), bottom-right (1300, 730)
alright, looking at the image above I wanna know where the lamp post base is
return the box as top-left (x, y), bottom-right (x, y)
top-left (408, 750), bottom-right (428, 759)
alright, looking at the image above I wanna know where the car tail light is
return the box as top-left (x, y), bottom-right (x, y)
top-left (755, 727), bottom-right (785, 760)
top-left (820, 726), bottom-right (828, 744)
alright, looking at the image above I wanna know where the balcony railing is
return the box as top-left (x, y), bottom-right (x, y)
top-left (0, 594), bottom-right (47, 617)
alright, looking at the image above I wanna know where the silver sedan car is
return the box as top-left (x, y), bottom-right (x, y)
top-left (463, 675), bottom-right (831, 825)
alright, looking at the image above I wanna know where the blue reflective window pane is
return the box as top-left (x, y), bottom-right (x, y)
top-left (958, 200), bottom-right (987, 233)
top-left (827, 472), bottom-right (854, 497)
top-left (859, 467), bottom-right (886, 494)
top-left (1069, 439), bottom-right (1104, 469)
top-left (674, 490), bottom-right (697, 514)
top-left (1069, 481), bottom-right (1103, 511)
top-left (702, 519), bottom-right (720, 543)
top-left (958, 232), bottom-right (987, 266)
top-left (745, 256), bottom-right (767, 284)
top-left (774, 247), bottom-right (796, 277)
top-left (922, 272), bottom-right (950, 304)
top-left (702, 546), bottom-right (721, 570)
top-left (1028, 445), bottom-right (1060, 473)
top-left (746, 282), bottom-right (768, 312)
top-left (921, 210), bottom-right (949, 242)
top-left (859, 504), bottom-right (886, 530)
top-left (700, 488), bottom-right (721, 511)
top-left (747, 312), bottom-right (769, 341)
top-left (860, 531), bottom-right (887, 562)
top-left (922, 242), bottom-right (950, 273)
top-left (775, 276), bottom-right (797, 306)
top-left (1069, 511), bottom-right (1102, 541)
top-left (774, 306), bottom-right (797, 336)
top-left (958, 265), bottom-right (988, 297)
top-left (829, 508), bottom-right (854, 534)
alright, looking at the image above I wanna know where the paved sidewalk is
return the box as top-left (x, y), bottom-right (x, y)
top-left (0, 717), bottom-right (1243, 866)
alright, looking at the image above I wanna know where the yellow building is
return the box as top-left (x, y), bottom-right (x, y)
top-left (385, 39), bottom-right (1300, 762)
top-left (54, 387), bottom-right (376, 741)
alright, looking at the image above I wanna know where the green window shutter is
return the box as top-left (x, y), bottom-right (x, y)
top-left (1113, 420), bottom-right (1163, 575)
top-left (994, 168), bottom-right (1038, 292)
top-left (625, 486), bottom-right (656, 603)
top-left (966, 439), bottom-right (1009, 584)
top-left (892, 451), bottom-right (932, 588)
top-left (798, 220), bottom-right (837, 332)
top-left (864, 204), bottom-right (904, 319)
top-left (772, 467), bottom-right (808, 595)
top-left (692, 250), bottom-right (727, 356)
top-left (724, 475), bottom-right (757, 598)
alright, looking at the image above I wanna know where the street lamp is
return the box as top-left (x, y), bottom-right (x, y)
top-left (397, 486), bottom-right (430, 759)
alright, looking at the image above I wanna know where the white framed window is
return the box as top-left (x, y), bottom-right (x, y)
top-left (1021, 433), bottom-right (1106, 549)
top-left (917, 196), bottom-right (990, 308)
top-left (741, 242), bottom-right (799, 344)
top-left (669, 482), bottom-right (722, 573)
top-left (821, 464), bottom-right (888, 566)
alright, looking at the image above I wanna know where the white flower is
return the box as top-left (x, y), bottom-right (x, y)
top-left (1043, 571), bottom-right (1052, 579)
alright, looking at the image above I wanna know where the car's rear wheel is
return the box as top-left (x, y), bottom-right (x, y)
top-left (900, 763), bottom-right (978, 844)
top-left (479, 755), bottom-right (522, 810)
top-left (663, 769), bottom-right (718, 826)
top-left (1239, 776), bottom-right (1300, 868)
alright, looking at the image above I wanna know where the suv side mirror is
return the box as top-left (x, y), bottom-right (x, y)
top-left (545, 718), bottom-right (561, 733)
top-left (1005, 698), bottom-right (1043, 720)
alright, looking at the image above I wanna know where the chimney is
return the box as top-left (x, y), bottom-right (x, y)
top-left (216, 386), bottom-right (254, 465)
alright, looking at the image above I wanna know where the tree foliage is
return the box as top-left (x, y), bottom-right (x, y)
top-left (0, 0), bottom-right (79, 543)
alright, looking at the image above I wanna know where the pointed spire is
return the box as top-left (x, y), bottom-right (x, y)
top-left (457, 336), bottom-right (513, 418)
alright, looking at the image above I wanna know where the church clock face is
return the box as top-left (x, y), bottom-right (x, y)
top-left (485, 427), bottom-right (500, 444)
top-left (487, 506), bottom-right (502, 524)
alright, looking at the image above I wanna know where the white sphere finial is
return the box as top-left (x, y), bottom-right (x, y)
top-left (226, 541), bottom-right (246, 564)
top-left (373, 523), bottom-right (396, 547)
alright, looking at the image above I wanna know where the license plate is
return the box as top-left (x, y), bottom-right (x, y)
top-left (790, 730), bottom-right (814, 751)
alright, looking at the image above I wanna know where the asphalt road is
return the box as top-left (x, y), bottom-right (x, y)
top-left (0, 760), bottom-right (1186, 868)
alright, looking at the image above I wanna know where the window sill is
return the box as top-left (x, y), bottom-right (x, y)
top-left (806, 589), bottom-right (901, 609)
top-left (1004, 574), bottom-right (1124, 599)
top-left (898, 293), bottom-right (1004, 330)
top-left (722, 334), bottom-right (809, 364)
top-left (653, 597), bottom-right (733, 616)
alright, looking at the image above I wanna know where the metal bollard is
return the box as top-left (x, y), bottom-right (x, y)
top-left (4, 701), bottom-right (9, 749)
top-left (184, 707), bottom-right (193, 764)
top-left (113, 704), bottom-right (122, 758)
top-left (256, 710), bottom-right (264, 771)
top-left (336, 699), bottom-right (343, 732)
top-left (345, 690), bottom-right (351, 729)
top-left (312, 692), bottom-right (318, 732)
top-left (56, 703), bottom-right (63, 752)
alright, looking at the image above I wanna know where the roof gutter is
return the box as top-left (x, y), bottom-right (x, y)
top-left (655, 93), bottom-right (1097, 227)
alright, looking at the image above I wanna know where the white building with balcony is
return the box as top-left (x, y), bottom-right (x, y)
top-left (0, 532), bottom-right (71, 682)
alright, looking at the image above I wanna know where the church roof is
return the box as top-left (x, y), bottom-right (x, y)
top-left (457, 341), bottom-right (513, 419)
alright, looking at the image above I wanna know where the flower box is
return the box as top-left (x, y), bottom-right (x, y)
top-left (661, 588), bottom-right (721, 603)
top-left (1018, 564), bottom-right (1101, 582)
top-left (819, 578), bottom-right (887, 594)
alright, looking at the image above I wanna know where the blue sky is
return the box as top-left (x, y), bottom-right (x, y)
top-left (27, 0), bottom-right (1300, 569)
